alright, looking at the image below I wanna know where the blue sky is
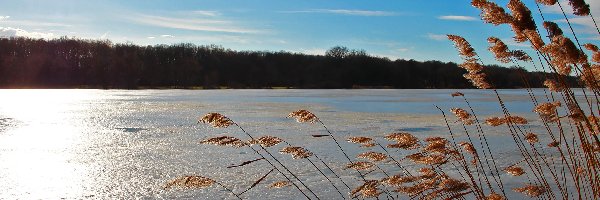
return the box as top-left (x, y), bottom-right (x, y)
top-left (0, 0), bottom-right (598, 71)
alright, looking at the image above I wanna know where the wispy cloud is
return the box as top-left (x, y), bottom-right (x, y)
top-left (282, 9), bottom-right (397, 16)
top-left (438, 15), bottom-right (477, 21)
top-left (129, 14), bottom-right (262, 34)
top-left (427, 33), bottom-right (447, 41)
top-left (0, 19), bottom-right (72, 28)
top-left (555, 16), bottom-right (600, 35)
top-left (0, 27), bottom-right (54, 39)
top-left (160, 34), bottom-right (174, 38)
top-left (193, 10), bottom-right (221, 17)
top-left (501, 38), bottom-right (531, 48)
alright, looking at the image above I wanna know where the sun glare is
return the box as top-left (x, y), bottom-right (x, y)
top-left (0, 89), bottom-right (99, 198)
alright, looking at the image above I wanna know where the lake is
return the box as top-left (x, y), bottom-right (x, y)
top-left (0, 89), bottom-right (586, 199)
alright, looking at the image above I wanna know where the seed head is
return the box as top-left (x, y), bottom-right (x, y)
top-left (486, 117), bottom-right (506, 126)
top-left (472, 0), bottom-right (514, 25)
top-left (406, 153), bottom-right (447, 165)
top-left (486, 192), bottom-right (507, 200)
top-left (448, 35), bottom-right (477, 58)
top-left (345, 161), bottom-right (375, 170)
top-left (506, 116), bottom-right (528, 125)
top-left (348, 136), bottom-right (376, 147)
top-left (280, 146), bottom-right (313, 159)
top-left (548, 141), bottom-right (560, 147)
top-left (357, 151), bottom-right (388, 162)
top-left (451, 92), bottom-right (464, 97)
top-left (248, 136), bottom-right (283, 147)
top-left (508, 0), bottom-right (537, 43)
top-left (569, 0), bottom-right (590, 16)
top-left (524, 132), bottom-right (539, 144)
top-left (588, 115), bottom-right (599, 135)
top-left (200, 136), bottom-right (247, 148)
top-left (351, 180), bottom-right (381, 198)
top-left (534, 101), bottom-right (561, 122)
top-left (458, 142), bottom-right (477, 156)
top-left (541, 35), bottom-right (587, 75)
top-left (165, 176), bottom-right (215, 189)
top-left (385, 132), bottom-right (420, 149)
top-left (584, 43), bottom-right (600, 63)
top-left (269, 181), bottom-right (291, 189)
top-left (451, 108), bottom-right (475, 125)
top-left (424, 139), bottom-right (450, 154)
top-left (199, 113), bottom-right (234, 128)
top-left (505, 165), bottom-right (525, 176)
top-left (438, 177), bottom-right (470, 193)
top-left (381, 174), bottom-right (418, 186)
top-left (488, 37), bottom-right (513, 63)
top-left (543, 21), bottom-right (563, 38)
top-left (288, 109), bottom-right (318, 123)
top-left (513, 184), bottom-right (546, 197)
top-left (511, 50), bottom-right (532, 61)
top-left (543, 79), bottom-right (563, 92)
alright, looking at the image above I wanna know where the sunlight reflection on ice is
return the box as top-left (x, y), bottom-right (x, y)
top-left (0, 90), bottom-right (97, 199)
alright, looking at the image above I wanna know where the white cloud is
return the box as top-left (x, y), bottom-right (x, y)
top-left (0, 19), bottom-right (72, 28)
top-left (129, 14), bottom-right (261, 34)
top-left (298, 48), bottom-right (326, 55)
top-left (438, 15), bottom-right (477, 21)
top-left (395, 48), bottom-right (409, 52)
top-left (100, 31), bottom-right (109, 39)
top-left (193, 10), bottom-right (220, 17)
top-left (427, 33), bottom-right (447, 41)
top-left (147, 36), bottom-right (156, 39)
top-left (160, 34), bottom-right (174, 38)
top-left (282, 9), bottom-right (397, 16)
top-left (0, 27), bottom-right (54, 38)
top-left (555, 16), bottom-right (600, 35)
top-left (587, 36), bottom-right (600, 41)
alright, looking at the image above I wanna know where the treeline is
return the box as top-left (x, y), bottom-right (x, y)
top-left (0, 37), bottom-right (569, 89)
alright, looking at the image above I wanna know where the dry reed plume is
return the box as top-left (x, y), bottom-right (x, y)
top-left (356, 151), bottom-right (388, 162)
top-left (200, 136), bottom-right (248, 148)
top-left (165, 176), bottom-right (215, 189)
top-left (512, 184), bottom-right (546, 197)
top-left (199, 113), bottom-right (234, 128)
top-left (345, 161), bottom-right (375, 171)
top-left (384, 132), bottom-right (420, 149)
top-left (269, 181), bottom-right (291, 189)
top-left (248, 136), bottom-right (283, 147)
top-left (288, 109), bottom-right (318, 123)
top-left (279, 146), bottom-right (313, 159)
top-left (168, 1), bottom-right (600, 199)
top-left (347, 136), bottom-right (376, 147)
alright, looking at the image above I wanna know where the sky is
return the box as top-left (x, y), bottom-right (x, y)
top-left (0, 0), bottom-right (599, 71)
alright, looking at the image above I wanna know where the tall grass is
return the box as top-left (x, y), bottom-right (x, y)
top-left (165, 0), bottom-right (599, 199)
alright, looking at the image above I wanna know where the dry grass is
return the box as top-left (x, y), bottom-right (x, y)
top-left (169, 0), bottom-right (599, 199)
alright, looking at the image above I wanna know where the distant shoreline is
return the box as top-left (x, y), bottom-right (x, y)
top-left (0, 37), bottom-right (577, 90)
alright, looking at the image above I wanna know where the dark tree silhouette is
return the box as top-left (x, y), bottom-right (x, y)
top-left (0, 37), bottom-right (575, 89)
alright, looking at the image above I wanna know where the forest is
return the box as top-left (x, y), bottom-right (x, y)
top-left (0, 37), bottom-right (571, 89)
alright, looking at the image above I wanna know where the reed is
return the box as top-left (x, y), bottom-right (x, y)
top-left (165, 0), bottom-right (598, 199)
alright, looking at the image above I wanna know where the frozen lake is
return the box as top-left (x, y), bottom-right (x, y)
top-left (0, 89), bottom-right (587, 199)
